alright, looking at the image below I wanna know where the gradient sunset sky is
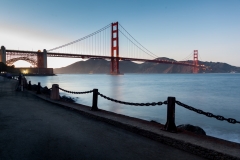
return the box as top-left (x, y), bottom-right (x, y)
top-left (0, 0), bottom-right (239, 68)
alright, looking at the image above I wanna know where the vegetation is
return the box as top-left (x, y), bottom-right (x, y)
top-left (0, 62), bottom-right (20, 74)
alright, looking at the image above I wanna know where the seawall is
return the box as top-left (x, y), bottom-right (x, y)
top-left (1, 78), bottom-right (240, 159)
top-left (33, 91), bottom-right (240, 160)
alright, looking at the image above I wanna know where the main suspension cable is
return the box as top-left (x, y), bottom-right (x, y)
top-left (48, 24), bottom-right (111, 52)
top-left (119, 23), bottom-right (159, 59)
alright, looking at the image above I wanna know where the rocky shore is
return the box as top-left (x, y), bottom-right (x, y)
top-left (28, 83), bottom-right (75, 102)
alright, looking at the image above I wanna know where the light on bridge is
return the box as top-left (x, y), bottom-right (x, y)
top-left (23, 70), bottom-right (28, 74)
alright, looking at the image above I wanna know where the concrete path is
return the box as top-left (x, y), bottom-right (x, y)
top-left (0, 79), bottom-right (205, 160)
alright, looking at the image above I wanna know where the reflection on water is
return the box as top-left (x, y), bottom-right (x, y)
top-left (26, 74), bottom-right (240, 143)
top-left (108, 75), bottom-right (123, 113)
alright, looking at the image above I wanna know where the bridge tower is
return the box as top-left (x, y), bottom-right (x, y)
top-left (110, 22), bottom-right (120, 75)
top-left (37, 49), bottom-right (47, 68)
top-left (0, 46), bottom-right (6, 64)
top-left (193, 50), bottom-right (198, 73)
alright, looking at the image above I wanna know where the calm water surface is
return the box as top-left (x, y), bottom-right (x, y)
top-left (26, 74), bottom-right (240, 143)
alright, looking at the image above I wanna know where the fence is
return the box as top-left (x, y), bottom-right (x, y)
top-left (34, 83), bottom-right (240, 133)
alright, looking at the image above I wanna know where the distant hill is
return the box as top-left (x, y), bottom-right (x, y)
top-left (198, 61), bottom-right (240, 73)
top-left (54, 58), bottom-right (240, 74)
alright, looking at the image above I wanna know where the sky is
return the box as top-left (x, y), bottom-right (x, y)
top-left (0, 0), bottom-right (240, 68)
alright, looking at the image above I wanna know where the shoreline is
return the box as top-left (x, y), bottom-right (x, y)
top-left (0, 79), bottom-right (240, 159)
top-left (24, 74), bottom-right (240, 144)
top-left (32, 90), bottom-right (240, 160)
top-left (23, 74), bottom-right (56, 76)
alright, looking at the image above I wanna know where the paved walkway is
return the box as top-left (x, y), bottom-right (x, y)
top-left (0, 78), bottom-right (206, 160)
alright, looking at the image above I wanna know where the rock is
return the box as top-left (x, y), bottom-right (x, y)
top-left (29, 84), bottom-right (51, 95)
top-left (31, 84), bottom-right (38, 91)
top-left (60, 95), bottom-right (75, 103)
top-left (177, 124), bottom-right (206, 135)
top-left (41, 86), bottom-right (51, 95)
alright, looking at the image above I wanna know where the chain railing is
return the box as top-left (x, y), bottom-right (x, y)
top-left (58, 87), bottom-right (93, 94)
top-left (53, 86), bottom-right (240, 125)
top-left (176, 101), bottom-right (240, 124)
top-left (32, 83), bottom-right (240, 133)
top-left (98, 92), bottom-right (167, 106)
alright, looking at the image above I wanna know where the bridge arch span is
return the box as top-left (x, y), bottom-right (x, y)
top-left (6, 57), bottom-right (37, 67)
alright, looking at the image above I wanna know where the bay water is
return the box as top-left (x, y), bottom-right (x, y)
top-left (26, 73), bottom-right (240, 143)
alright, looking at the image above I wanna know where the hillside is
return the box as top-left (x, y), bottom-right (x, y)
top-left (54, 58), bottom-right (240, 74)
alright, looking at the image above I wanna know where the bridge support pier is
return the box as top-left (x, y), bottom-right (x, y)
top-left (37, 49), bottom-right (47, 68)
top-left (43, 49), bottom-right (47, 68)
top-left (0, 46), bottom-right (6, 65)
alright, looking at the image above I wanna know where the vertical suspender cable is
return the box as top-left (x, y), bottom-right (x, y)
top-left (100, 30), bottom-right (101, 56)
top-left (95, 33), bottom-right (96, 55)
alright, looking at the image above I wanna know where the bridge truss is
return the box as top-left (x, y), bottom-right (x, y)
top-left (6, 50), bottom-right (38, 67)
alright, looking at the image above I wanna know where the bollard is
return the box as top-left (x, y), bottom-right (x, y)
top-left (21, 78), bottom-right (23, 91)
top-left (28, 81), bottom-right (32, 90)
top-left (50, 84), bottom-right (60, 100)
top-left (36, 82), bottom-right (41, 94)
top-left (23, 78), bottom-right (27, 89)
top-left (164, 97), bottom-right (177, 132)
top-left (91, 89), bottom-right (99, 111)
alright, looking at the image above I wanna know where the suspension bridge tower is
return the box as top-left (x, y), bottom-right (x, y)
top-left (193, 50), bottom-right (198, 73)
top-left (110, 22), bottom-right (121, 75)
top-left (0, 46), bottom-right (6, 64)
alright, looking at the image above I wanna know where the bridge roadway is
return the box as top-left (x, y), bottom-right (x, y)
top-left (0, 79), bottom-right (207, 160)
top-left (6, 49), bottom-right (198, 67)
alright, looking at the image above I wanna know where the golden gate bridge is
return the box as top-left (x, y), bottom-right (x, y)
top-left (0, 22), bottom-right (201, 74)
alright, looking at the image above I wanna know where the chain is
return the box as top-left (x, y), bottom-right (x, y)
top-left (176, 101), bottom-right (240, 124)
top-left (58, 87), bottom-right (93, 94)
top-left (98, 92), bottom-right (166, 106)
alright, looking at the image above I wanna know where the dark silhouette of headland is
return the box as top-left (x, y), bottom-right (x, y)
top-left (54, 58), bottom-right (240, 74)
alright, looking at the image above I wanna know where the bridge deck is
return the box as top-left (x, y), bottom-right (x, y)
top-left (6, 49), bottom-right (198, 67)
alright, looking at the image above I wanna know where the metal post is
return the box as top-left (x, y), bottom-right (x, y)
top-left (36, 82), bottom-right (41, 94)
top-left (91, 89), bottom-right (99, 111)
top-left (28, 81), bottom-right (32, 90)
top-left (164, 97), bottom-right (177, 132)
